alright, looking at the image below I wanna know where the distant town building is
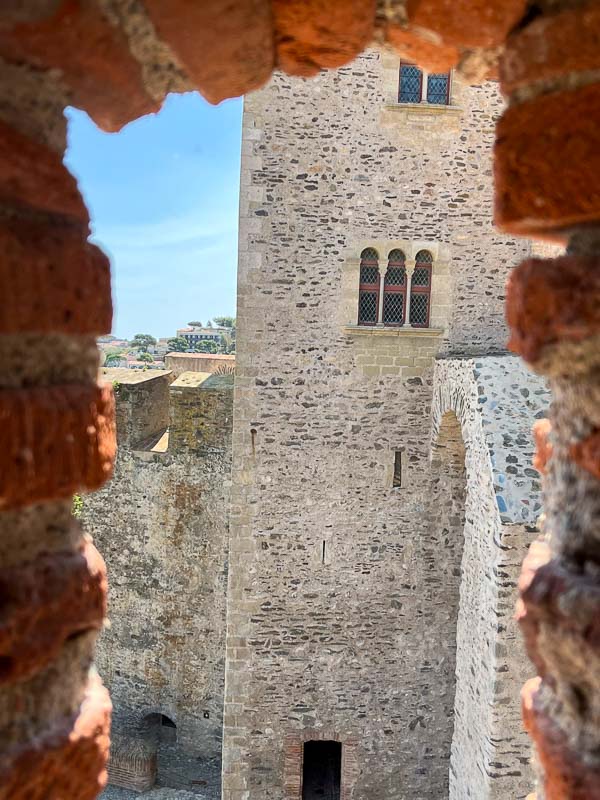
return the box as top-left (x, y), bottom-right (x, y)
top-left (176, 326), bottom-right (227, 347)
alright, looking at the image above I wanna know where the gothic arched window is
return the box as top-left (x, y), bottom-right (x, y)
top-left (358, 248), bottom-right (380, 325)
top-left (410, 250), bottom-right (433, 327)
top-left (427, 72), bottom-right (450, 104)
top-left (399, 62), bottom-right (423, 103)
top-left (382, 249), bottom-right (406, 326)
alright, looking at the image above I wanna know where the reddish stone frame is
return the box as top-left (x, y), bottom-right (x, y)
top-left (283, 729), bottom-right (360, 800)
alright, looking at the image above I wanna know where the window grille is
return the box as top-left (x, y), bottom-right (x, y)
top-left (426, 72), bottom-right (450, 105)
top-left (409, 250), bottom-right (432, 327)
top-left (358, 248), bottom-right (380, 325)
top-left (383, 249), bottom-right (406, 326)
top-left (398, 63), bottom-right (423, 103)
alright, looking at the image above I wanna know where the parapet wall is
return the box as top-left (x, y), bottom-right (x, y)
top-left (82, 369), bottom-right (233, 796)
top-left (431, 355), bottom-right (549, 800)
top-left (165, 353), bottom-right (235, 377)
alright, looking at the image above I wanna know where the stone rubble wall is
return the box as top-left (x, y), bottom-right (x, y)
top-left (225, 50), bottom-right (546, 800)
top-left (431, 356), bottom-right (549, 799)
top-left (82, 370), bottom-right (233, 795)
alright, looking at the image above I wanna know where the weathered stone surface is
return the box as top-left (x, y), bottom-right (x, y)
top-left (224, 50), bottom-right (548, 800)
top-left (0, 119), bottom-right (87, 218)
top-left (0, 540), bottom-right (106, 683)
top-left (0, 215), bottom-right (112, 335)
top-left (506, 254), bottom-right (600, 365)
top-left (83, 371), bottom-right (232, 796)
top-left (495, 84), bottom-right (600, 236)
top-left (0, 0), bottom-right (160, 132)
top-left (272, 0), bottom-right (375, 76)
top-left (522, 677), bottom-right (600, 800)
top-left (0, 383), bottom-right (116, 509)
top-left (533, 418), bottom-right (552, 475)
top-left (144, 0), bottom-right (275, 104)
top-left (500, 3), bottom-right (600, 97)
top-left (406, 0), bottom-right (527, 49)
top-left (0, 674), bottom-right (111, 800)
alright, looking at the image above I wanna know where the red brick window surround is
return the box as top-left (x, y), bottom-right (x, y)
top-left (383, 248), bottom-right (407, 326)
top-left (409, 249), bottom-right (433, 327)
top-left (358, 247), bottom-right (380, 325)
top-left (283, 729), bottom-right (360, 800)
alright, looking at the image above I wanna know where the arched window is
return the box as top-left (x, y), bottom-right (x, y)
top-left (410, 250), bottom-right (433, 327)
top-left (398, 62), bottom-right (423, 103)
top-left (427, 72), bottom-right (450, 104)
top-left (383, 249), bottom-right (406, 326)
top-left (358, 248), bottom-right (380, 325)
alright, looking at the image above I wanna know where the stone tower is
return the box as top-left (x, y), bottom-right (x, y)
top-left (225, 50), bottom-right (549, 800)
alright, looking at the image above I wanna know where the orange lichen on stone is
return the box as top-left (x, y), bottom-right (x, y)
top-left (501, 3), bottom-right (600, 97)
top-left (144, 0), bottom-right (275, 104)
top-left (0, 383), bottom-right (116, 509)
top-left (384, 23), bottom-right (459, 72)
top-left (0, 674), bottom-right (111, 800)
top-left (495, 83), bottom-right (600, 236)
top-left (506, 255), bottom-right (600, 364)
top-left (0, 215), bottom-right (111, 335)
top-left (532, 419), bottom-right (553, 475)
top-left (522, 678), bottom-right (600, 800)
top-left (272, 0), bottom-right (376, 76)
top-left (406, 0), bottom-right (527, 49)
top-left (0, 0), bottom-right (159, 132)
top-left (570, 428), bottom-right (600, 480)
top-left (0, 540), bottom-right (107, 683)
top-left (0, 119), bottom-right (87, 218)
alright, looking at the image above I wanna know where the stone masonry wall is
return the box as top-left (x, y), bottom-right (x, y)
top-left (82, 369), bottom-right (233, 796)
top-left (431, 356), bottom-right (549, 799)
top-left (225, 51), bottom-right (545, 800)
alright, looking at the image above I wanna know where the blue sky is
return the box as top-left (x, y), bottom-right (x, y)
top-left (65, 92), bottom-right (242, 340)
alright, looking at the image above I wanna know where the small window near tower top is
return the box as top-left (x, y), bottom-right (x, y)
top-left (427, 72), bottom-right (450, 105)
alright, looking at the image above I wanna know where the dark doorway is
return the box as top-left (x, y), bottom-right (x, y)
top-left (302, 740), bottom-right (342, 800)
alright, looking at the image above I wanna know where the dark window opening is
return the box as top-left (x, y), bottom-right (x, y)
top-left (427, 72), bottom-right (450, 104)
top-left (393, 451), bottom-right (403, 488)
top-left (399, 62), bottom-right (423, 103)
top-left (358, 248), bottom-right (380, 325)
top-left (383, 249), bottom-right (406, 326)
top-left (409, 250), bottom-right (432, 328)
top-left (302, 740), bottom-right (342, 800)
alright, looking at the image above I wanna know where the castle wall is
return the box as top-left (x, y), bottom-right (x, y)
top-left (431, 356), bottom-right (549, 799)
top-left (226, 50), bottom-right (544, 800)
top-left (82, 369), bottom-right (233, 796)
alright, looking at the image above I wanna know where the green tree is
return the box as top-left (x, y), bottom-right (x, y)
top-left (213, 316), bottom-right (235, 329)
top-left (197, 339), bottom-right (218, 354)
top-left (137, 351), bottom-right (154, 362)
top-left (167, 336), bottom-right (189, 352)
top-left (131, 333), bottom-right (156, 352)
top-left (105, 353), bottom-right (123, 367)
top-left (187, 320), bottom-right (203, 327)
